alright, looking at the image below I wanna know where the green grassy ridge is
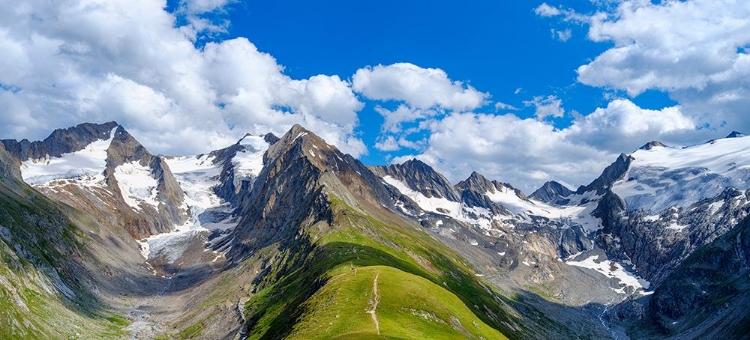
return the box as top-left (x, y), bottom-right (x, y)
top-left (0, 180), bottom-right (129, 338)
top-left (242, 196), bottom-right (519, 339)
top-left (289, 265), bottom-right (507, 339)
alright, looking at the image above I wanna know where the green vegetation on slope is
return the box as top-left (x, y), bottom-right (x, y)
top-left (0, 179), bottom-right (129, 339)
top-left (289, 265), bottom-right (507, 339)
top-left (242, 196), bottom-right (520, 339)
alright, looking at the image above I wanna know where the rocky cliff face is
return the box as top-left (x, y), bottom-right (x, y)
top-left (211, 133), bottom-right (279, 207)
top-left (4, 122), bottom-right (188, 239)
top-left (2, 121), bottom-right (119, 161)
top-left (455, 172), bottom-right (509, 215)
top-left (0, 143), bottom-right (21, 181)
top-left (104, 126), bottom-right (188, 237)
top-left (228, 125), bottom-right (392, 261)
top-left (371, 158), bottom-right (461, 201)
top-left (529, 181), bottom-right (574, 204)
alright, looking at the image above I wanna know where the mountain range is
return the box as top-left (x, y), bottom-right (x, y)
top-left (1, 121), bottom-right (749, 339)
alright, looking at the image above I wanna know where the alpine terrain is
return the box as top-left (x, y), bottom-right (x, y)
top-left (1, 121), bottom-right (749, 339)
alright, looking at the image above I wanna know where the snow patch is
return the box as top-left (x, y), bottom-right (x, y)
top-left (567, 255), bottom-right (650, 294)
top-left (114, 161), bottom-right (159, 211)
top-left (613, 135), bottom-right (750, 213)
top-left (383, 176), bottom-right (462, 216)
top-left (666, 223), bottom-right (688, 232)
top-left (232, 135), bottom-right (269, 189)
top-left (20, 127), bottom-right (117, 185)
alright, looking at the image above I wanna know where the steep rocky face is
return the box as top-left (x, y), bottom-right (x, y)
top-left (576, 153), bottom-right (633, 195)
top-left (455, 172), bottom-right (512, 215)
top-left (726, 130), bottom-right (747, 138)
top-left (589, 136), bottom-right (750, 286)
top-left (210, 133), bottom-right (279, 206)
top-left (2, 121), bottom-right (119, 161)
top-left (0, 143), bottom-right (21, 180)
top-left (529, 181), bottom-right (574, 204)
top-left (102, 126), bottom-right (187, 237)
top-left (371, 158), bottom-right (461, 201)
top-left (639, 141), bottom-right (667, 150)
top-left (617, 215), bottom-right (750, 339)
top-left (5, 123), bottom-right (188, 239)
top-left (228, 125), bottom-right (392, 261)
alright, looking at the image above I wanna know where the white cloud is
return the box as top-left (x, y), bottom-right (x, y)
top-left (354, 62), bottom-right (490, 154)
top-left (564, 99), bottom-right (695, 152)
top-left (375, 104), bottom-right (437, 134)
top-left (352, 63), bottom-right (489, 111)
top-left (572, 0), bottom-right (750, 133)
top-left (393, 112), bottom-right (614, 192)
top-left (524, 95), bottom-right (565, 119)
top-left (535, 3), bottom-right (561, 17)
top-left (0, 0), bottom-right (366, 157)
top-left (534, 3), bottom-right (588, 23)
top-left (579, 1), bottom-right (750, 95)
top-left (552, 28), bottom-right (572, 42)
top-left (375, 136), bottom-right (399, 152)
top-left (495, 101), bottom-right (519, 111)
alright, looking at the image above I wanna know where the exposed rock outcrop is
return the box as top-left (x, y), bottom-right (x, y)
top-left (371, 159), bottom-right (461, 201)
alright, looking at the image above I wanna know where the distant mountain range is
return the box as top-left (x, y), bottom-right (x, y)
top-left (1, 122), bottom-right (749, 339)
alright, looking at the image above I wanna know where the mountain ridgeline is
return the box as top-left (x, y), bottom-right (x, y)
top-left (1, 121), bottom-right (749, 339)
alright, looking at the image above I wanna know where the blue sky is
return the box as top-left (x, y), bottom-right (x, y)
top-left (206, 0), bottom-right (675, 165)
top-left (221, 1), bottom-right (612, 164)
top-left (1, 0), bottom-right (749, 191)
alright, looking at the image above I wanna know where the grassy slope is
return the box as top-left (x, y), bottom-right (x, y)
top-left (242, 196), bottom-right (521, 339)
top-left (0, 179), bottom-right (128, 339)
top-left (290, 266), bottom-right (506, 339)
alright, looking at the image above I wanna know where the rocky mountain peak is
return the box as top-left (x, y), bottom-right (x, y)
top-left (530, 180), bottom-right (574, 204)
top-left (105, 125), bottom-right (153, 169)
top-left (0, 143), bottom-right (21, 181)
top-left (639, 140), bottom-right (667, 150)
top-left (2, 121), bottom-right (119, 161)
top-left (456, 171), bottom-right (496, 194)
top-left (229, 125), bottom-right (392, 260)
top-left (726, 130), bottom-right (746, 138)
top-left (370, 158), bottom-right (460, 201)
top-left (576, 153), bottom-right (633, 195)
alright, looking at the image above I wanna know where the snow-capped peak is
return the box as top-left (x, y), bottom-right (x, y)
top-left (613, 132), bottom-right (750, 213)
top-left (20, 127), bottom-right (118, 185)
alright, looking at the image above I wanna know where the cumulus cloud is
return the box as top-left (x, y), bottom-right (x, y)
top-left (375, 104), bottom-right (437, 134)
top-left (495, 101), bottom-right (519, 111)
top-left (353, 62), bottom-right (490, 153)
top-left (0, 0), bottom-right (366, 157)
top-left (393, 112), bottom-right (614, 192)
top-left (552, 28), bottom-right (572, 42)
top-left (524, 95), bottom-right (565, 119)
top-left (564, 99), bottom-right (695, 152)
top-left (573, 0), bottom-right (750, 133)
top-left (352, 63), bottom-right (489, 111)
top-left (579, 0), bottom-right (750, 95)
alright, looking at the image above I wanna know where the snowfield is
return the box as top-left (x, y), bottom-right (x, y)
top-left (567, 255), bottom-right (650, 295)
top-left (20, 127), bottom-right (117, 186)
top-left (114, 161), bottom-right (159, 211)
top-left (139, 137), bottom-right (270, 262)
top-left (383, 175), bottom-right (602, 231)
top-left (613, 135), bottom-right (750, 213)
top-left (232, 135), bottom-right (269, 189)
